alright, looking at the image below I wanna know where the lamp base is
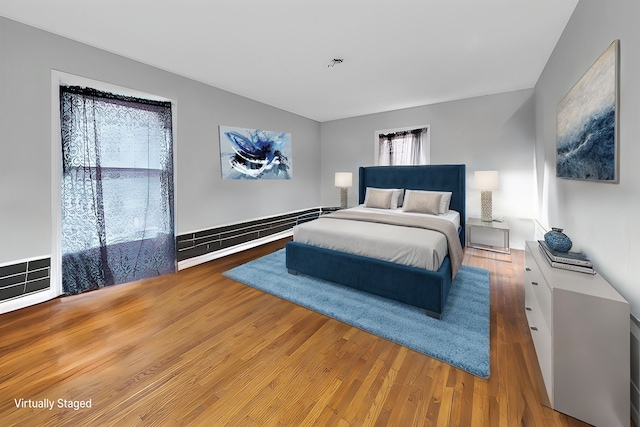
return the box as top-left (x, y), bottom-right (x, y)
top-left (480, 190), bottom-right (493, 222)
top-left (340, 187), bottom-right (348, 209)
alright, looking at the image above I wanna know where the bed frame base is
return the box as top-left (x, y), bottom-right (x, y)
top-left (285, 241), bottom-right (452, 318)
top-left (289, 263), bottom-right (442, 318)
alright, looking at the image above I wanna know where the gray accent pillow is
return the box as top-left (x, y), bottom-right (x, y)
top-left (402, 191), bottom-right (442, 215)
top-left (405, 190), bottom-right (452, 214)
top-left (363, 188), bottom-right (404, 209)
top-left (365, 188), bottom-right (393, 209)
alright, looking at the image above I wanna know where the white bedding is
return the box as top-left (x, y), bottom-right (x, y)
top-left (349, 205), bottom-right (460, 230)
top-left (293, 206), bottom-right (460, 271)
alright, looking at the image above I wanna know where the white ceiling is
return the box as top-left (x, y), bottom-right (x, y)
top-left (0, 0), bottom-right (578, 122)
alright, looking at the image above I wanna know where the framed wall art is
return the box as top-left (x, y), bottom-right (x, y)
top-left (556, 39), bottom-right (619, 182)
top-left (219, 125), bottom-right (292, 180)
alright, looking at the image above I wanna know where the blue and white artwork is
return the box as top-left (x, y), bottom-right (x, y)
top-left (219, 126), bottom-right (292, 180)
top-left (556, 40), bottom-right (618, 182)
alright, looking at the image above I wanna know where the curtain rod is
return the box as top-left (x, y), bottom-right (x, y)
top-left (60, 85), bottom-right (172, 108)
top-left (378, 127), bottom-right (428, 139)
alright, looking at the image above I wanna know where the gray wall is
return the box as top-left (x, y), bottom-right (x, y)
top-left (320, 89), bottom-right (537, 250)
top-left (534, 0), bottom-right (640, 316)
top-left (0, 16), bottom-right (321, 265)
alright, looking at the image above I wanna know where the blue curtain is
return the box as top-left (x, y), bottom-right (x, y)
top-left (60, 86), bottom-right (176, 295)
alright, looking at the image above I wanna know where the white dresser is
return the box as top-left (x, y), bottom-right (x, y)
top-left (524, 241), bottom-right (629, 427)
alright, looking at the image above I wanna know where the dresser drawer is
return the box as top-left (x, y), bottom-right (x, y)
top-left (525, 257), bottom-right (552, 332)
top-left (524, 283), bottom-right (547, 332)
top-left (529, 312), bottom-right (553, 402)
top-left (524, 281), bottom-right (553, 399)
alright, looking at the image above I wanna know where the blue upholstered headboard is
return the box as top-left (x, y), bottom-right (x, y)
top-left (358, 165), bottom-right (466, 246)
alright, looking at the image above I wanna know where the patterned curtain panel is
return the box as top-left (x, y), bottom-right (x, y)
top-left (60, 86), bottom-right (176, 295)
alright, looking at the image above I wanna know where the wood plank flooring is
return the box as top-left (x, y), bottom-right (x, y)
top-left (0, 240), bottom-right (597, 426)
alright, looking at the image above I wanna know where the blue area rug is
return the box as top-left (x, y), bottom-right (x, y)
top-left (223, 249), bottom-right (490, 378)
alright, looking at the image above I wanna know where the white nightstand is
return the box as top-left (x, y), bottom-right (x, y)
top-left (466, 217), bottom-right (510, 253)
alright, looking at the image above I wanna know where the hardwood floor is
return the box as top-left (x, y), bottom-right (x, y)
top-left (0, 240), bottom-right (595, 426)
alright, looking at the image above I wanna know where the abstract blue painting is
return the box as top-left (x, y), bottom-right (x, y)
top-left (219, 126), bottom-right (292, 180)
top-left (556, 40), bottom-right (619, 182)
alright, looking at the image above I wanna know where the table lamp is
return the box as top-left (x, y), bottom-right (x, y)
top-left (475, 170), bottom-right (499, 222)
top-left (334, 172), bottom-right (352, 209)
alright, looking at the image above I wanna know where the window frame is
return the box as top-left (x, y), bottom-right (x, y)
top-left (51, 70), bottom-right (177, 298)
top-left (374, 124), bottom-right (430, 166)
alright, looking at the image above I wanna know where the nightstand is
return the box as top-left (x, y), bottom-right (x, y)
top-left (466, 217), bottom-right (510, 253)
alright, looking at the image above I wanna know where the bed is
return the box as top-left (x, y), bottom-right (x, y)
top-left (285, 164), bottom-right (466, 319)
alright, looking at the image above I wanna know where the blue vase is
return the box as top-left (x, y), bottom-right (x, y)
top-left (544, 227), bottom-right (572, 252)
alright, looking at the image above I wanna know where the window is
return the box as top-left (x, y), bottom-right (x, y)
top-left (375, 126), bottom-right (430, 166)
top-left (59, 85), bottom-right (176, 294)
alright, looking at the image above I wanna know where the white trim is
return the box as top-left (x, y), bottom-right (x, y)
top-left (51, 71), bottom-right (63, 299)
top-left (0, 289), bottom-right (57, 314)
top-left (178, 230), bottom-right (293, 270)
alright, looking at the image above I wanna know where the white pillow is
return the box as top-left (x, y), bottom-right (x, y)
top-left (404, 190), bottom-right (452, 214)
top-left (363, 187), bottom-right (404, 209)
top-left (402, 191), bottom-right (442, 215)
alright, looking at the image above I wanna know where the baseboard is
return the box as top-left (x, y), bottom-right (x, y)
top-left (0, 288), bottom-right (56, 315)
top-left (178, 230), bottom-right (292, 270)
top-left (176, 207), bottom-right (321, 264)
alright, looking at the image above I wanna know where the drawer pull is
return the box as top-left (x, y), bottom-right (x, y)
top-left (530, 326), bottom-right (538, 331)
top-left (526, 267), bottom-right (531, 272)
top-left (531, 281), bottom-right (538, 286)
top-left (525, 307), bottom-right (532, 311)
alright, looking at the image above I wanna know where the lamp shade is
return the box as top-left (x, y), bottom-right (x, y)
top-left (334, 172), bottom-right (353, 188)
top-left (474, 171), bottom-right (499, 190)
